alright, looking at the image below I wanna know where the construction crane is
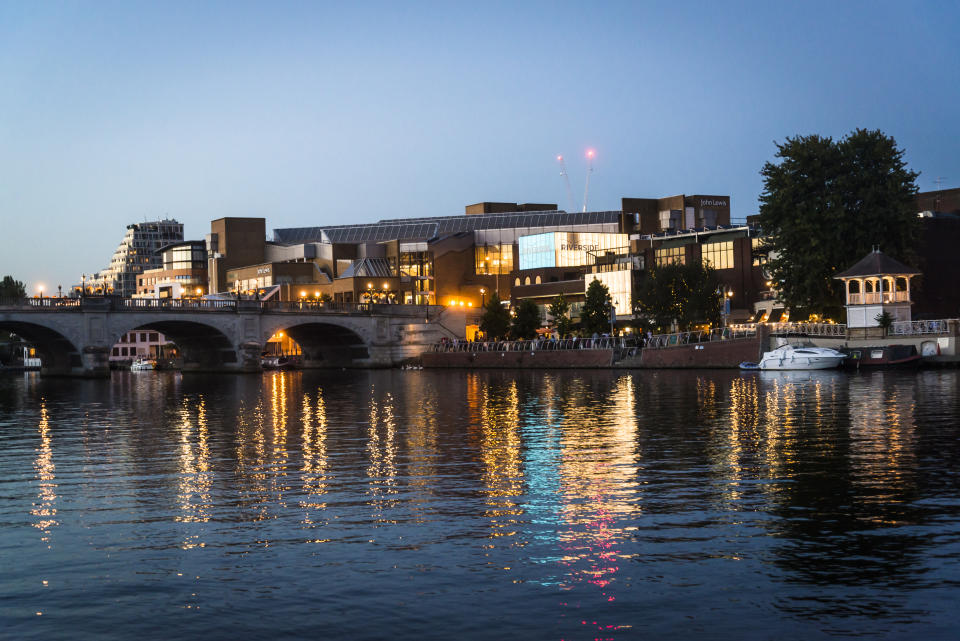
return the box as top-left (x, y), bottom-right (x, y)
top-left (582, 149), bottom-right (595, 212)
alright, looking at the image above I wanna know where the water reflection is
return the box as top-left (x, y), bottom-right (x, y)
top-left (300, 387), bottom-right (329, 523)
top-left (4, 369), bottom-right (960, 640)
top-left (30, 401), bottom-right (57, 545)
top-left (367, 386), bottom-right (399, 523)
top-left (174, 395), bottom-right (212, 540)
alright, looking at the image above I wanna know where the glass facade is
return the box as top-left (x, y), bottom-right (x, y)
top-left (518, 232), bottom-right (628, 271)
top-left (400, 243), bottom-right (434, 304)
top-left (586, 270), bottom-right (632, 317)
top-left (655, 246), bottom-right (685, 266)
top-left (702, 241), bottom-right (734, 269)
top-left (474, 244), bottom-right (513, 275)
top-left (751, 237), bottom-right (767, 266)
top-left (163, 243), bottom-right (207, 271)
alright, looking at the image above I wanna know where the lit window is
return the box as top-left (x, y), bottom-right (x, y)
top-left (655, 246), bottom-right (685, 266)
top-left (702, 241), bottom-right (733, 270)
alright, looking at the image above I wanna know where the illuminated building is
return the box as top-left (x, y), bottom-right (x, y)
top-left (78, 219), bottom-right (184, 297)
top-left (135, 240), bottom-right (208, 298)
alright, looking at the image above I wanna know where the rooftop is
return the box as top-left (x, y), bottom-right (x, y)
top-left (833, 249), bottom-right (921, 279)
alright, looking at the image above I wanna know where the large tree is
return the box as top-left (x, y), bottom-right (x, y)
top-left (758, 129), bottom-right (919, 317)
top-left (479, 292), bottom-right (510, 340)
top-left (0, 276), bottom-right (26, 299)
top-left (581, 279), bottom-right (611, 336)
top-left (547, 294), bottom-right (572, 337)
top-left (511, 299), bottom-right (542, 339)
top-left (634, 262), bottom-right (722, 332)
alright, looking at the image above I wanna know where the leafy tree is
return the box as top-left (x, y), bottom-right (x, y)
top-left (875, 310), bottom-right (894, 336)
top-left (634, 262), bottom-right (722, 331)
top-left (581, 279), bottom-right (611, 336)
top-left (759, 129), bottom-right (919, 317)
top-left (511, 298), bottom-right (542, 339)
top-left (547, 294), bottom-right (572, 337)
top-left (0, 276), bottom-right (26, 299)
top-left (479, 292), bottom-right (510, 340)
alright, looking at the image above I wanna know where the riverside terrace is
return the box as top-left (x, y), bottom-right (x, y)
top-left (0, 296), bottom-right (459, 376)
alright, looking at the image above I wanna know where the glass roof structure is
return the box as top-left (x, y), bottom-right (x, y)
top-left (273, 210), bottom-right (622, 245)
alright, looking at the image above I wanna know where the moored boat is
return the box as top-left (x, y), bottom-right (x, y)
top-left (130, 356), bottom-right (157, 371)
top-left (758, 343), bottom-right (845, 370)
top-left (841, 344), bottom-right (921, 369)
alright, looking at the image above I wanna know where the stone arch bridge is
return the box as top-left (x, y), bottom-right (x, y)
top-left (0, 298), bottom-right (461, 377)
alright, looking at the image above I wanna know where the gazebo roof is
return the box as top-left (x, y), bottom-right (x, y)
top-left (833, 249), bottom-right (920, 279)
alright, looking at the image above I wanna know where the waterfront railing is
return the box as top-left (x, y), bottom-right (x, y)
top-left (432, 337), bottom-right (634, 353)
top-left (643, 326), bottom-right (758, 349)
top-left (890, 319), bottom-right (958, 336)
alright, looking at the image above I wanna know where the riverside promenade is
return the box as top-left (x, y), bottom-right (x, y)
top-left (422, 320), bottom-right (960, 369)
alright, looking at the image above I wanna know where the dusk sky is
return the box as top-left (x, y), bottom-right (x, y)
top-left (2, 1), bottom-right (958, 294)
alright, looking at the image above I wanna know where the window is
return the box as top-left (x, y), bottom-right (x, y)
top-left (751, 238), bottom-right (767, 266)
top-left (112, 348), bottom-right (119, 356)
top-left (702, 241), bottom-right (734, 270)
top-left (149, 333), bottom-right (159, 342)
top-left (121, 347), bottom-right (128, 356)
top-left (655, 246), bottom-right (685, 266)
top-left (475, 244), bottom-right (513, 275)
top-left (535, 275), bottom-right (541, 284)
top-left (140, 332), bottom-right (148, 342)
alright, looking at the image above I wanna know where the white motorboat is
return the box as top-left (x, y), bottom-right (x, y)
top-left (130, 356), bottom-right (157, 371)
top-left (758, 342), bottom-right (845, 370)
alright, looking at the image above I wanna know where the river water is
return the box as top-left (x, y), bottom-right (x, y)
top-left (1, 368), bottom-right (959, 640)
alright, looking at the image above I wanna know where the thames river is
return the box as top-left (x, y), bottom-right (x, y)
top-left (2, 368), bottom-right (959, 640)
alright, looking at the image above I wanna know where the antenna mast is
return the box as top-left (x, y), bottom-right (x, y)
top-left (582, 149), bottom-right (595, 212)
top-left (556, 155), bottom-right (577, 212)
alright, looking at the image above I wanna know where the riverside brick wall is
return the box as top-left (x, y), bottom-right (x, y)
top-left (621, 337), bottom-right (763, 369)
top-left (422, 349), bottom-right (614, 369)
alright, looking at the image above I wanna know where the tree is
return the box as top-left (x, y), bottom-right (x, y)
top-left (511, 299), bottom-right (542, 339)
top-left (479, 292), bottom-right (510, 340)
top-left (875, 310), bottom-right (894, 336)
top-left (581, 279), bottom-right (611, 336)
top-left (758, 129), bottom-right (919, 318)
top-left (634, 262), bottom-right (722, 332)
top-left (547, 294), bottom-right (572, 337)
top-left (0, 276), bottom-right (26, 299)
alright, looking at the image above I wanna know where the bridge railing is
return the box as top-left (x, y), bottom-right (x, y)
top-left (1, 297), bottom-right (81, 308)
top-left (119, 298), bottom-right (238, 311)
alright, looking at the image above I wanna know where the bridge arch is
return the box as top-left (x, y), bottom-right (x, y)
top-left (262, 319), bottom-right (371, 368)
top-left (112, 319), bottom-right (244, 372)
top-left (0, 320), bottom-right (83, 375)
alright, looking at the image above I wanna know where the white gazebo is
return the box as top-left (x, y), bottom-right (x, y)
top-left (833, 248), bottom-right (920, 331)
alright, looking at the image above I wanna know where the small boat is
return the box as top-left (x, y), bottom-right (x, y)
top-left (262, 355), bottom-right (297, 370)
top-left (758, 342), bottom-right (845, 370)
top-left (841, 344), bottom-right (921, 369)
top-left (130, 356), bottom-right (157, 371)
top-left (739, 361), bottom-right (761, 370)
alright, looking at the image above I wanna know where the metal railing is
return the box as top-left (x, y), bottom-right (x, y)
top-left (643, 326), bottom-right (758, 349)
top-left (432, 336), bottom-right (633, 353)
top-left (890, 319), bottom-right (957, 336)
top-left (766, 322), bottom-right (847, 337)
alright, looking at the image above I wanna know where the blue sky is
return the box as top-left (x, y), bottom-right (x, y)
top-left (2, 1), bottom-right (958, 293)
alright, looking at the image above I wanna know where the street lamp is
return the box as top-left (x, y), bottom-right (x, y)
top-left (480, 287), bottom-right (486, 308)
